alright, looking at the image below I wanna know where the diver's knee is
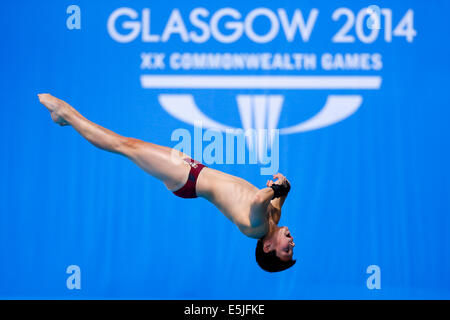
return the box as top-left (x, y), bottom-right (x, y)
top-left (118, 137), bottom-right (143, 156)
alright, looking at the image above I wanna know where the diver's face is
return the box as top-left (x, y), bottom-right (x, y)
top-left (275, 227), bottom-right (295, 261)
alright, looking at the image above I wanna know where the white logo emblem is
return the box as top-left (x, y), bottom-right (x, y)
top-left (141, 75), bottom-right (382, 160)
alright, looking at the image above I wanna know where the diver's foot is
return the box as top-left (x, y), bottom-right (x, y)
top-left (38, 93), bottom-right (71, 126)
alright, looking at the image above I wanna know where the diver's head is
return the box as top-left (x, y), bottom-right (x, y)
top-left (255, 226), bottom-right (296, 272)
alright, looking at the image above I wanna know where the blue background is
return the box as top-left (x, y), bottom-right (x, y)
top-left (0, 0), bottom-right (449, 299)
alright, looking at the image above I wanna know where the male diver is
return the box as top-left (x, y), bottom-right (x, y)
top-left (38, 94), bottom-right (295, 272)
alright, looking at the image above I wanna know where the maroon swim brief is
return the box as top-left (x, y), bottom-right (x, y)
top-left (172, 158), bottom-right (206, 199)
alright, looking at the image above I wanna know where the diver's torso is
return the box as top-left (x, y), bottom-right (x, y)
top-left (196, 167), bottom-right (269, 238)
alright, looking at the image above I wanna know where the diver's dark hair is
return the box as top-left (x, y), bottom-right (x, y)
top-left (255, 238), bottom-right (296, 273)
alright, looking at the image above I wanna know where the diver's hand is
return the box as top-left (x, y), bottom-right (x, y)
top-left (267, 173), bottom-right (290, 188)
top-left (266, 173), bottom-right (290, 198)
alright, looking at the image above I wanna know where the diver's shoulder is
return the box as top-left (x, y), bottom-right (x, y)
top-left (238, 221), bottom-right (269, 239)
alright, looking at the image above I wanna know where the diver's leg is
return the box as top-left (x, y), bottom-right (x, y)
top-left (38, 93), bottom-right (189, 190)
